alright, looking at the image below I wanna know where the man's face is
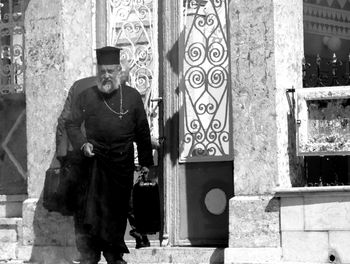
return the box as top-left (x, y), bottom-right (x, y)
top-left (97, 64), bottom-right (122, 94)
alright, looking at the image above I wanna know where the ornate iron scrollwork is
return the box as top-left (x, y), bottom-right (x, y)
top-left (108, 0), bottom-right (159, 166)
top-left (0, 0), bottom-right (24, 94)
top-left (109, 0), bottom-right (155, 96)
top-left (180, 0), bottom-right (232, 162)
top-left (108, 0), bottom-right (158, 131)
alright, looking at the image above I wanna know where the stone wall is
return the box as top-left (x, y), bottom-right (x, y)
top-left (22, 0), bottom-right (94, 262)
top-left (230, 0), bottom-right (277, 196)
top-left (227, 1), bottom-right (282, 254)
top-left (25, 0), bottom-right (94, 199)
top-left (230, 0), bottom-right (304, 195)
top-left (226, 0), bottom-right (304, 261)
top-left (277, 187), bottom-right (350, 263)
top-left (25, 0), bottom-right (65, 199)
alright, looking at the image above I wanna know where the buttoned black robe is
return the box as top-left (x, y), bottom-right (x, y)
top-left (65, 84), bottom-right (153, 253)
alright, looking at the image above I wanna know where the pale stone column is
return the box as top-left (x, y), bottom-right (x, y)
top-left (225, 0), bottom-right (303, 263)
top-left (25, 0), bottom-right (94, 198)
top-left (21, 0), bottom-right (94, 262)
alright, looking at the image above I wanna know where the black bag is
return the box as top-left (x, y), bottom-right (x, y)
top-left (132, 176), bottom-right (161, 234)
top-left (43, 159), bottom-right (78, 216)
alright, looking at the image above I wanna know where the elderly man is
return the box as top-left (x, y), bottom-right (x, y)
top-left (66, 46), bottom-right (153, 264)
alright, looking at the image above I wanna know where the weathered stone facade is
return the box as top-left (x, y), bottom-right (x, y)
top-left (225, 0), bottom-right (303, 262)
top-left (230, 0), bottom-right (278, 196)
top-left (3, 0), bottom-right (345, 263)
top-left (22, 0), bottom-right (94, 262)
top-left (26, 0), bottom-right (93, 199)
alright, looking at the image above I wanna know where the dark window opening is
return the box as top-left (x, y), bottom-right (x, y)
top-left (303, 0), bottom-right (350, 186)
top-left (305, 156), bottom-right (349, 186)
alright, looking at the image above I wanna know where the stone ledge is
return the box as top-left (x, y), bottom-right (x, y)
top-left (275, 186), bottom-right (350, 197)
top-left (0, 261), bottom-right (27, 264)
top-left (17, 246), bottom-right (224, 264)
top-left (0, 195), bottom-right (27, 203)
top-left (0, 217), bottom-right (22, 227)
top-left (224, 247), bottom-right (282, 264)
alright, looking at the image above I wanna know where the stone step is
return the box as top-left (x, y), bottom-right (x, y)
top-left (8, 262), bottom-right (209, 264)
top-left (0, 195), bottom-right (27, 218)
top-left (16, 246), bottom-right (225, 264)
top-left (0, 217), bottom-right (23, 261)
top-left (0, 218), bottom-right (22, 242)
top-left (125, 247), bottom-right (224, 264)
top-left (0, 261), bottom-right (26, 264)
top-left (0, 262), bottom-right (333, 264)
top-left (0, 217), bottom-right (22, 227)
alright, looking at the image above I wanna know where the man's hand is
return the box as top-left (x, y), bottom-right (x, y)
top-left (140, 166), bottom-right (150, 181)
top-left (82, 142), bottom-right (95, 157)
top-left (151, 136), bottom-right (160, 149)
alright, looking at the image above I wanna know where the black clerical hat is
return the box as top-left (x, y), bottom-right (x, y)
top-left (96, 46), bottom-right (121, 65)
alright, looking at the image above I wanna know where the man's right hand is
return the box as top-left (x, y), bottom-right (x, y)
top-left (82, 142), bottom-right (95, 157)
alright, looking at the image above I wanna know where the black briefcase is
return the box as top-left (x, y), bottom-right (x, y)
top-left (43, 167), bottom-right (61, 212)
top-left (43, 162), bottom-right (78, 216)
top-left (132, 176), bottom-right (161, 234)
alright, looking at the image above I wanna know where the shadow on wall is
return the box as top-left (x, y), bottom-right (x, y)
top-left (27, 77), bottom-right (96, 263)
top-left (286, 90), bottom-right (306, 187)
top-left (209, 248), bottom-right (225, 264)
top-left (26, 197), bottom-right (77, 263)
top-left (264, 197), bottom-right (280, 213)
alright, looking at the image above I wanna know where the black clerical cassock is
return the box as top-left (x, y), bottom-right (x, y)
top-left (65, 83), bottom-right (153, 253)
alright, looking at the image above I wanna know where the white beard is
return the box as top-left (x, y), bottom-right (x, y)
top-left (102, 81), bottom-right (113, 93)
top-left (97, 80), bottom-right (119, 94)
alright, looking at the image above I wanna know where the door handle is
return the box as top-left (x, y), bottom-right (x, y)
top-left (149, 97), bottom-right (163, 118)
top-left (150, 97), bottom-right (163, 102)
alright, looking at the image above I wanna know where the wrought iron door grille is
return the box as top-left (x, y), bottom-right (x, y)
top-left (108, 0), bottom-right (159, 165)
top-left (108, 0), bottom-right (156, 98)
top-left (0, 0), bottom-right (24, 94)
top-left (180, 0), bottom-right (232, 162)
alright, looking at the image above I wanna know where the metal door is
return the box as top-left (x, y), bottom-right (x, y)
top-left (175, 0), bottom-right (233, 246)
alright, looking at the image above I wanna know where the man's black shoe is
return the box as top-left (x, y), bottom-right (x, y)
top-left (135, 235), bottom-right (150, 249)
top-left (130, 229), bottom-right (150, 249)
